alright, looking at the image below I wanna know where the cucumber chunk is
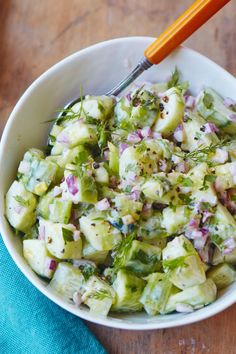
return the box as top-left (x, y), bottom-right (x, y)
top-left (215, 162), bottom-right (236, 190)
top-left (108, 142), bottom-right (119, 176)
top-left (42, 219), bottom-right (82, 259)
top-left (80, 213), bottom-right (122, 251)
top-left (82, 276), bottom-right (115, 316)
top-left (116, 239), bottom-right (162, 275)
top-left (212, 247), bottom-right (236, 265)
top-left (72, 95), bottom-right (114, 121)
top-left (111, 270), bottom-right (146, 312)
top-left (154, 87), bottom-right (184, 136)
top-left (93, 164), bottom-right (109, 185)
top-left (6, 180), bottom-right (37, 232)
top-left (162, 235), bottom-right (196, 259)
top-left (82, 240), bottom-right (108, 264)
top-left (207, 263), bottom-right (235, 289)
top-left (23, 239), bottom-right (57, 279)
top-left (48, 262), bottom-right (84, 302)
top-left (181, 111), bottom-right (219, 152)
top-left (140, 273), bottom-right (172, 315)
top-left (113, 194), bottom-right (143, 220)
top-left (37, 188), bottom-right (72, 224)
top-left (56, 121), bottom-right (97, 148)
top-left (197, 87), bottom-right (236, 134)
top-left (164, 279), bottom-right (217, 313)
top-left (161, 206), bottom-right (192, 235)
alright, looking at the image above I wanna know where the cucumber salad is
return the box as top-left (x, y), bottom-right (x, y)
top-left (6, 69), bottom-right (236, 317)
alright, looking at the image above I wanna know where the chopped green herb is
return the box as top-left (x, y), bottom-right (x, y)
top-left (62, 228), bottom-right (74, 243)
top-left (113, 233), bottom-right (135, 269)
top-left (203, 92), bottom-right (214, 109)
top-left (91, 288), bottom-right (111, 301)
top-left (14, 195), bottom-right (30, 207)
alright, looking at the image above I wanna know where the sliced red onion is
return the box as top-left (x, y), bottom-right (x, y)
top-left (223, 237), bottom-right (236, 254)
top-left (159, 159), bottom-right (168, 172)
top-left (189, 219), bottom-right (199, 228)
top-left (95, 198), bottom-right (110, 211)
top-left (38, 225), bottom-right (45, 240)
top-left (153, 132), bottom-right (162, 139)
top-left (131, 190), bottom-right (141, 201)
top-left (173, 124), bottom-right (184, 142)
top-left (127, 171), bottom-right (137, 183)
top-left (66, 174), bottom-right (79, 195)
top-left (184, 95), bottom-right (196, 109)
top-left (119, 143), bottom-right (129, 154)
top-left (202, 210), bottom-right (214, 223)
top-left (127, 132), bottom-right (142, 144)
top-left (47, 259), bottom-right (57, 271)
top-left (53, 186), bottom-right (62, 197)
top-left (203, 122), bottom-right (219, 134)
top-left (176, 303), bottom-right (194, 313)
top-left (57, 132), bottom-right (69, 144)
top-left (230, 114), bottom-right (236, 121)
top-left (73, 291), bottom-right (82, 306)
top-left (224, 97), bottom-right (236, 108)
top-left (175, 161), bottom-right (188, 173)
top-left (140, 127), bottom-right (152, 138)
top-left (122, 214), bottom-right (134, 225)
top-left (73, 230), bottom-right (81, 241)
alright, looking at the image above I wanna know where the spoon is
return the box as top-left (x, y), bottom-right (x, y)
top-left (65, 0), bottom-right (230, 109)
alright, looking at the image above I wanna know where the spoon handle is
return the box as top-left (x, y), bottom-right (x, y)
top-left (145, 0), bottom-right (231, 64)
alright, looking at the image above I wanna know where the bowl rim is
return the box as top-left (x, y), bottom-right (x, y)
top-left (1, 36), bottom-right (236, 330)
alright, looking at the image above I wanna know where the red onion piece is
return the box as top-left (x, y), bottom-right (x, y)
top-left (153, 132), bottom-right (162, 139)
top-left (48, 259), bottom-right (57, 271)
top-left (131, 190), bottom-right (141, 201)
top-left (175, 161), bottom-right (188, 173)
top-left (119, 143), bottom-right (129, 154)
top-left (127, 132), bottom-right (142, 144)
top-left (95, 198), bottom-right (110, 211)
top-left (230, 114), bottom-right (236, 121)
top-left (127, 171), bottom-right (137, 183)
top-left (73, 230), bottom-right (81, 241)
top-left (203, 122), bottom-right (219, 134)
top-left (140, 127), bottom-right (152, 138)
top-left (173, 124), bottom-right (184, 142)
top-left (66, 174), bottom-right (78, 195)
top-left (202, 210), bottom-right (214, 223)
top-left (57, 132), bottom-right (69, 144)
top-left (223, 237), bottom-right (236, 254)
top-left (224, 97), bottom-right (236, 108)
top-left (189, 219), bottom-right (199, 228)
top-left (184, 95), bottom-right (195, 109)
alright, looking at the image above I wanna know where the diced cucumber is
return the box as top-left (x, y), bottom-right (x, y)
top-left (141, 174), bottom-right (173, 203)
top-left (19, 150), bottom-right (59, 196)
top-left (108, 142), bottom-right (119, 176)
top-left (117, 240), bottom-right (162, 275)
top-left (212, 247), bottom-right (236, 265)
top-left (138, 212), bottom-right (168, 241)
top-left (215, 162), bottom-right (236, 190)
top-left (48, 124), bottom-right (63, 145)
top-left (111, 270), bottom-right (146, 312)
top-left (154, 87), bottom-right (184, 136)
top-left (79, 213), bottom-right (122, 251)
top-left (82, 276), bottom-right (115, 316)
top-left (72, 95), bottom-right (114, 121)
top-left (6, 180), bottom-right (37, 232)
top-left (209, 203), bottom-right (236, 243)
top-left (37, 189), bottom-right (72, 224)
top-left (56, 121), bottom-right (97, 148)
top-left (23, 239), bottom-right (57, 279)
top-left (181, 111), bottom-right (219, 151)
top-left (113, 194), bottom-right (143, 220)
top-left (162, 235), bottom-right (196, 260)
top-left (168, 255), bottom-right (206, 290)
top-left (48, 262), bottom-right (84, 302)
top-left (161, 206), bottom-right (192, 235)
top-left (42, 219), bottom-right (82, 259)
top-left (56, 146), bottom-right (89, 169)
top-left (140, 273), bottom-right (172, 315)
top-left (61, 168), bottom-right (98, 204)
top-left (164, 279), bottom-right (217, 313)
top-left (191, 185), bottom-right (218, 206)
top-left (82, 240), bottom-right (108, 264)
top-left (196, 87), bottom-right (236, 134)
top-left (93, 164), bottom-right (109, 185)
top-left (207, 263), bottom-right (235, 289)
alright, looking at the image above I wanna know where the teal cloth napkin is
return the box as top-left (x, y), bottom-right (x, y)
top-left (0, 236), bottom-right (107, 354)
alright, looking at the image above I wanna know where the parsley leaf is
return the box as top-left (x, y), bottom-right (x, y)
top-left (113, 233), bottom-right (135, 269)
top-left (62, 228), bottom-right (74, 243)
top-left (14, 195), bottom-right (29, 207)
top-left (167, 67), bottom-right (180, 89)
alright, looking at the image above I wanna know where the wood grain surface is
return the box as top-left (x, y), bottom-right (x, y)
top-left (1, 1), bottom-right (236, 353)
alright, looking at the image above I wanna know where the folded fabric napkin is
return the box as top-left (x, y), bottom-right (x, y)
top-left (0, 236), bottom-right (107, 354)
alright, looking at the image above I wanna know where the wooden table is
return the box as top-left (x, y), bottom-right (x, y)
top-left (1, 1), bottom-right (236, 353)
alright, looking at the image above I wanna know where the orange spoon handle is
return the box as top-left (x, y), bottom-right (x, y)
top-left (145, 0), bottom-right (230, 65)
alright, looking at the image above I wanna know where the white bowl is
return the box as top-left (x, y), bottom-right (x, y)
top-left (1, 37), bottom-right (236, 330)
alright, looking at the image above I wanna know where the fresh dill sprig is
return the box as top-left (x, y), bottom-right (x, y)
top-left (113, 233), bottom-right (135, 269)
top-left (90, 288), bottom-right (111, 301)
top-left (174, 139), bottom-right (232, 162)
top-left (14, 195), bottom-right (30, 207)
